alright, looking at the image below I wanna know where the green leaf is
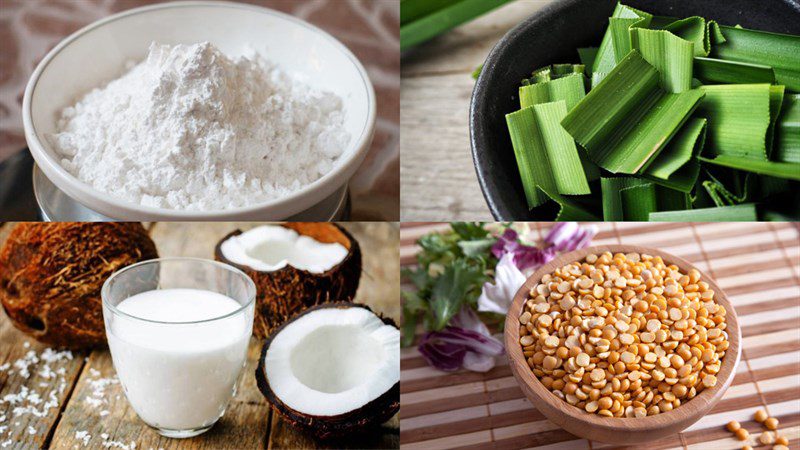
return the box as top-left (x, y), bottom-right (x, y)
top-left (695, 84), bottom-right (772, 159)
top-left (562, 50), bottom-right (704, 174)
top-left (644, 117), bottom-right (706, 192)
top-left (428, 259), bottom-right (486, 331)
top-left (650, 203), bottom-right (758, 221)
top-left (631, 28), bottom-right (695, 93)
top-left (450, 222), bottom-right (489, 240)
top-left (535, 184), bottom-right (601, 221)
top-left (577, 47), bottom-right (599, 72)
top-left (402, 290), bottom-right (428, 314)
top-left (593, 2), bottom-right (652, 74)
top-left (662, 16), bottom-right (709, 56)
top-left (693, 57), bottom-right (775, 85)
top-left (601, 177), bottom-right (651, 220)
top-left (457, 239), bottom-right (496, 257)
top-left (402, 266), bottom-right (431, 292)
top-left (620, 182), bottom-right (658, 221)
top-left (401, 306), bottom-right (419, 347)
top-left (524, 64), bottom-right (585, 85)
top-left (506, 101), bottom-right (591, 209)
top-left (400, 0), bottom-right (512, 51)
top-left (699, 155), bottom-right (800, 181)
top-left (520, 73), bottom-right (586, 110)
top-left (775, 94), bottom-right (800, 163)
top-left (767, 85), bottom-right (786, 157)
top-left (711, 25), bottom-right (800, 92)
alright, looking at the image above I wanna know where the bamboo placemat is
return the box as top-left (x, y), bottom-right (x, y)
top-left (400, 222), bottom-right (800, 450)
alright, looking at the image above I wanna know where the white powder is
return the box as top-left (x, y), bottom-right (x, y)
top-left (50, 42), bottom-right (350, 211)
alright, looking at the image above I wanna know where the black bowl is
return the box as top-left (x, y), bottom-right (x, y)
top-left (469, 0), bottom-right (800, 220)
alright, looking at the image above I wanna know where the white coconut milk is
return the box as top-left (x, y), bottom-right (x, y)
top-left (106, 288), bottom-right (250, 431)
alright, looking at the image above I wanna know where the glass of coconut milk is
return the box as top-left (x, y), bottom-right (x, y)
top-left (102, 257), bottom-right (255, 438)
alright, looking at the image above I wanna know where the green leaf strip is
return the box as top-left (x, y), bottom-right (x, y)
top-left (562, 50), bottom-right (704, 174)
top-left (699, 155), bottom-right (800, 181)
top-left (649, 203), bottom-right (758, 221)
top-left (775, 94), bottom-right (800, 163)
top-left (593, 3), bottom-right (652, 74)
top-left (601, 177), bottom-right (651, 221)
top-left (506, 101), bottom-right (591, 209)
top-left (520, 73), bottom-right (586, 110)
top-left (695, 84), bottom-right (772, 159)
top-left (711, 25), bottom-right (800, 92)
top-left (693, 57), bottom-right (775, 85)
top-left (644, 117), bottom-right (707, 192)
top-left (631, 28), bottom-right (694, 93)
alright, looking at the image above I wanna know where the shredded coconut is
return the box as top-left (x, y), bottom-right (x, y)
top-left (50, 41), bottom-right (350, 211)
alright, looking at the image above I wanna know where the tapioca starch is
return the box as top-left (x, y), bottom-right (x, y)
top-left (50, 42), bottom-right (350, 211)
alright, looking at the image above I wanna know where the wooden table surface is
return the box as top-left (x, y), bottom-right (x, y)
top-left (0, 222), bottom-right (400, 450)
top-left (400, 222), bottom-right (800, 449)
top-left (400, 0), bottom-right (554, 221)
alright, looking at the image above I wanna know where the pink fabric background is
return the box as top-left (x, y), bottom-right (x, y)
top-left (0, 0), bottom-right (399, 220)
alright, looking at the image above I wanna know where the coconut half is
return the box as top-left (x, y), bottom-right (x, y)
top-left (256, 302), bottom-right (399, 439)
top-left (215, 223), bottom-right (361, 338)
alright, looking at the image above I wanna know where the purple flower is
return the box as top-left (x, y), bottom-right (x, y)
top-left (418, 308), bottom-right (504, 373)
top-left (491, 228), bottom-right (550, 271)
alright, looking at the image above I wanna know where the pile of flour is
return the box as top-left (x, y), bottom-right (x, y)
top-left (50, 42), bottom-right (350, 210)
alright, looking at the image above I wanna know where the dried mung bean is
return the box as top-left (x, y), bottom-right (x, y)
top-left (518, 252), bottom-right (728, 418)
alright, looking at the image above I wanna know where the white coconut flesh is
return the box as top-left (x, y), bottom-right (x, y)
top-left (265, 307), bottom-right (399, 417)
top-left (220, 225), bottom-right (348, 274)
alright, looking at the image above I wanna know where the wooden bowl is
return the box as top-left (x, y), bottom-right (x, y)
top-left (504, 245), bottom-right (741, 444)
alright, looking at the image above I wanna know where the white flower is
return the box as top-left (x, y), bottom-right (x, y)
top-left (478, 253), bottom-right (526, 315)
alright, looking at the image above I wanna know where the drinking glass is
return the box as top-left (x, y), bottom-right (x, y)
top-left (102, 257), bottom-right (255, 438)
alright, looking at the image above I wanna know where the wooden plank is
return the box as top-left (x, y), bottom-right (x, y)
top-left (49, 340), bottom-right (270, 450)
top-left (0, 223), bottom-right (88, 449)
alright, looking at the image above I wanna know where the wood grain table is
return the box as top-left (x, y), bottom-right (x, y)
top-left (400, 222), bottom-right (800, 449)
top-left (400, 0), bottom-right (555, 221)
top-left (0, 222), bottom-right (400, 450)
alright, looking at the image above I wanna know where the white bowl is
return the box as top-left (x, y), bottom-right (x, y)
top-left (23, 1), bottom-right (375, 221)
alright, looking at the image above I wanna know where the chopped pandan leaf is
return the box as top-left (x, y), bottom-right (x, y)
top-left (644, 117), bottom-right (706, 192)
top-left (520, 73), bottom-right (586, 110)
top-left (700, 167), bottom-right (750, 206)
top-left (471, 64), bottom-right (483, 80)
top-left (601, 177), bottom-right (652, 221)
top-left (767, 85), bottom-right (786, 157)
top-left (711, 25), bottom-right (800, 92)
top-left (400, 0), bottom-right (512, 51)
top-left (562, 50), bottom-right (704, 174)
top-left (577, 48), bottom-right (599, 73)
top-left (523, 64), bottom-right (585, 85)
top-left (630, 28), bottom-right (695, 93)
top-left (695, 84), bottom-right (772, 159)
top-left (506, 101), bottom-right (591, 209)
top-left (662, 17), bottom-right (711, 56)
top-left (699, 155), bottom-right (800, 181)
top-left (593, 2), bottom-right (653, 74)
top-left (693, 57), bottom-right (775, 85)
top-left (649, 203), bottom-right (757, 221)
top-left (656, 185), bottom-right (691, 211)
top-left (775, 94), bottom-right (800, 163)
top-left (533, 185), bottom-right (600, 221)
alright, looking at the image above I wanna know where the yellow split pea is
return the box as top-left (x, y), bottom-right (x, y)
top-left (518, 252), bottom-right (729, 418)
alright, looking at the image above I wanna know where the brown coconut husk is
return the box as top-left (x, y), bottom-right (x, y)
top-left (215, 223), bottom-right (361, 338)
top-left (0, 222), bottom-right (158, 349)
top-left (255, 302), bottom-right (399, 440)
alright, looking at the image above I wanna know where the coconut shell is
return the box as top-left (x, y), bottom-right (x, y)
top-left (255, 302), bottom-right (399, 440)
top-left (215, 223), bottom-right (361, 338)
top-left (0, 222), bottom-right (158, 349)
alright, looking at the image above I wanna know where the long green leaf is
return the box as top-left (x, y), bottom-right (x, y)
top-left (520, 73), bottom-right (586, 110)
top-left (767, 85), bottom-right (786, 157)
top-left (562, 50), bottom-right (704, 174)
top-left (644, 117), bottom-right (706, 192)
top-left (631, 28), bottom-right (694, 92)
top-left (593, 3), bottom-right (652, 74)
top-left (663, 16), bottom-right (709, 56)
top-left (649, 203), bottom-right (758, 221)
top-left (577, 47), bottom-right (599, 72)
top-left (400, 0), bottom-right (511, 51)
top-left (711, 25), bottom-right (800, 92)
top-left (693, 57), bottom-right (775, 85)
top-left (535, 185), bottom-right (600, 221)
top-left (695, 84), bottom-right (771, 159)
top-left (506, 101), bottom-right (591, 209)
top-left (699, 155), bottom-right (800, 181)
top-left (775, 94), bottom-right (800, 163)
top-left (401, 0), bottom-right (461, 26)
top-left (524, 64), bottom-right (585, 85)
